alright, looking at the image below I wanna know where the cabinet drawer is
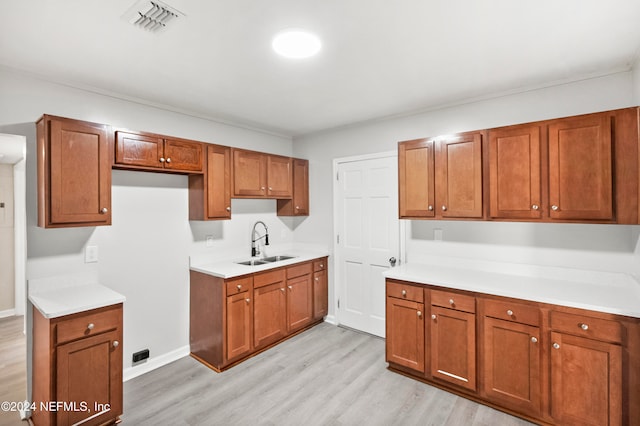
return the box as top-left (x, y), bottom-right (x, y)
top-left (550, 311), bottom-right (621, 343)
top-left (254, 269), bottom-right (285, 288)
top-left (226, 276), bottom-right (252, 296)
top-left (313, 258), bottom-right (327, 272)
top-left (287, 262), bottom-right (312, 279)
top-left (431, 289), bottom-right (475, 313)
top-left (484, 298), bottom-right (540, 326)
top-left (386, 281), bottom-right (424, 303)
top-left (57, 306), bottom-right (121, 345)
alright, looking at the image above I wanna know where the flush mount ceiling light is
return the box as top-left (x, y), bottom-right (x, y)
top-left (272, 29), bottom-right (322, 59)
top-left (123, 0), bottom-right (184, 32)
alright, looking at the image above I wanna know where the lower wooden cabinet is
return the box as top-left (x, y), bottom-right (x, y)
top-left (190, 257), bottom-right (328, 371)
top-left (32, 304), bottom-right (123, 426)
top-left (385, 279), bottom-right (640, 426)
top-left (312, 259), bottom-right (328, 319)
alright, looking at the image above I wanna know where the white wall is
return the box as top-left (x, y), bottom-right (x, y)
top-left (0, 68), bottom-right (296, 370)
top-left (293, 70), bottom-right (640, 318)
top-left (0, 164), bottom-right (15, 314)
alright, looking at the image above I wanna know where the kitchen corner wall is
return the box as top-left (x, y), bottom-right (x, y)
top-left (293, 70), bottom-right (640, 320)
top-left (0, 67), bottom-right (296, 371)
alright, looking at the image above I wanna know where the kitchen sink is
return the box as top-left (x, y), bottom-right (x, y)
top-left (262, 255), bottom-right (297, 263)
top-left (236, 259), bottom-right (269, 266)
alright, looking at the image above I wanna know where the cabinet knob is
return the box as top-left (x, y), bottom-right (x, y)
top-left (226, 207), bottom-right (231, 212)
top-left (580, 323), bottom-right (589, 331)
top-left (431, 314), bottom-right (437, 320)
top-left (280, 288), bottom-right (285, 292)
top-left (288, 285), bottom-right (293, 290)
top-left (166, 157), bottom-right (171, 163)
top-left (113, 340), bottom-right (119, 348)
top-left (428, 205), bottom-right (434, 211)
top-left (261, 186), bottom-right (265, 191)
top-left (100, 207), bottom-right (108, 214)
top-left (401, 290), bottom-right (407, 296)
top-left (268, 187), bottom-right (273, 191)
top-left (320, 264), bottom-right (324, 268)
top-left (532, 204), bottom-right (539, 211)
top-left (295, 206), bottom-right (300, 210)
top-left (246, 298), bottom-right (250, 303)
top-left (417, 311), bottom-right (422, 318)
top-left (160, 157), bottom-right (166, 163)
top-left (315, 277), bottom-right (319, 281)
top-left (87, 323), bottom-right (95, 330)
top-left (553, 342), bottom-right (560, 349)
top-left (441, 205), bottom-right (447, 211)
top-left (531, 336), bottom-right (538, 343)
top-left (551, 205), bottom-right (559, 211)
top-left (449, 298), bottom-right (454, 305)
top-left (237, 284), bottom-right (242, 290)
top-left (506, 309), bottom-right (513, 316)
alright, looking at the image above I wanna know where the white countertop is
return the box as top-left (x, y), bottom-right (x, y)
top-left (384, 263), bottom-right (640, 319)
top-left (190, 248), bottom-right (330, 278)
top-left (29, 273), bottom-right (125, 319)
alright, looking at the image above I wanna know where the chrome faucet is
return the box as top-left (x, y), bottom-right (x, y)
top-left (251, 221), bottom-right (269, 257)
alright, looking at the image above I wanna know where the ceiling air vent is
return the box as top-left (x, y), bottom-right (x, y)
top-left (124, 0), bottom-right (184, 32)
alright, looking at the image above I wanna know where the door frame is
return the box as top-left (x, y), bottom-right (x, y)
top-left (332, 150), bottom-right (406, 328)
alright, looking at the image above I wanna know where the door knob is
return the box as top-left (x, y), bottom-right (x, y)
top-left (389, 257), bottom-right (397, 267)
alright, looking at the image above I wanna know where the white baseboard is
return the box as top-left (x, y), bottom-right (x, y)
top-left (324, 314), bottom-right (337, 325)
top-left (123, 345), bottom-right (190, 382)
top-left (0, 308), bottom-right (16, 319)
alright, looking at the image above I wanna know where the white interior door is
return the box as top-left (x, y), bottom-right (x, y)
top-left (334, 153), bottom-right (399, 337)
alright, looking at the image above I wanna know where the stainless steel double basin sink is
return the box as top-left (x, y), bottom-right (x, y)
top-left (236, 255), bottom-right (296, 266)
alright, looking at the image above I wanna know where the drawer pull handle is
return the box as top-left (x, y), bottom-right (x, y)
top-left (428, 205), bottom-right (433, 211)
top-left (431, 314), bottom-right (437, 320)
top-left (320, 264), bottom-right (324, 268)
top-left (237, 284), bottom-right (242, 290)
top-left (532, 204), bottom-right (539, 210)
top-left (551, 205), bottom-right (559, 211)
top-left (506, 309), bottom-right (513, 316)
top-left (441, 205), bottom-right (447, 211)
top-left (449, 299), bottom-right (454, 305)
top-left (531, 337), bottom-right (538, 343)
top-left (280, 288), bottom-right (285, 292)
top-left (553, 342), bottom-right (560, 349)
top-left (246, 298), bottom-right (250, 303)
top-left (87, 323), bottom-right (95, 330)
top-left (100, 207), bottom-right (108, 214)
top-left (113, 340), bottom-right (119, 348)
top-left (417, 311), bottom-right (422, 318)
top-left (160, 157), bottom-right (165, 163)
top-left (226, 206), bottom-right (231, 212)
top-left (288, 285), bottom-right (293, 290)
top-left (580, 323), bottom-right (589, 331)
top-left (315, 277), bottom-right (319, 281)
top-left (401, 290), bottom-right (407, 297)
top-left (166, 157), bottom-right (171, 164)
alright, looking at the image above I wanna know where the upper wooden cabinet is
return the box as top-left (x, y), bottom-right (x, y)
top-left (189, 144), bottom-right (232, 220)
top-left (114, 130), bottom-right (204, 173)
top-left (37, 115), bottom-right (112, 228)
top-left (232, 149), bottom-right (292, 199)
top-left (277, 158), bottom-right (309, 216)
top-left (399, 132), bottom-right (483, 219)
top-left (489, 124), bottom-right (542, 220)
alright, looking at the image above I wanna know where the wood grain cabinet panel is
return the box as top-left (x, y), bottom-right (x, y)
top-left (489, 125), bottom-right (542, 219)
top-left (226, 291), bottom-right (252, 362)
top-left (287, 273), bottom-right (313, 332)
top-left (550, 332), bottom-right (622, 426)
top-left (386, 295), bottom-right (425, 373)
top-left (115, 131), bottom-right (203, 173)
top-left (398, 139), bottom-right (435, 218)
top-left (548, 113), bottom-right (613, 220)
top-left (278, 158), bottom-right (309, 216)
top-left (232, 149), bottom-right (292, 199)
top-left (189, 144), bottom-right (231, 220)
top-left (312, 258), bottom-right (328, 319)
top-left (253, 281), bottom-right (287, 349)
top-left (37, 115), bottom-right (112, 228)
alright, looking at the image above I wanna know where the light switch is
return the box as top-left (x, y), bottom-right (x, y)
top-left (205, 235), bottom-right (214, 247)
top-left (85, 245), bottom-right (98, 263)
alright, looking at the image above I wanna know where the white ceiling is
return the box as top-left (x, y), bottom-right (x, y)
top-left (2, 0), bottom-right (640, 137)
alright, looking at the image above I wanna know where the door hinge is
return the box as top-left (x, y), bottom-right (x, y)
top-left (336, 171), bottom-right (339, 181)
top-left (337, 234), bottom-right (340, 244)
top-left (337, 298), bottom-right (340, 309)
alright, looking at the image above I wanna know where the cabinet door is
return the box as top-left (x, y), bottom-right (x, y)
top-left (287, 273), bottom-right (313, 332)
top-left (206, 144), bottom-right (231, 219)
top-left (431, 306), bottom-right (476, 391)
top-left (233, 149), bottom-right (267, 197)
top-left (398, 139), bottom-right (435, 218)
top-left (313, 269), bottom-right (328, 319)
top-left (56, 330), bottom-right (122, 426)
top-left (226, 292), bottom-right (252, 362)
top-left (550, 332), bottom-right (622, 426)
top-left (489, 125), bottom-right (542, 219)
top-left (163, 138), bottom-right (204, 172)
top-left (253, 282), bottom-right (287, 349)
top-left (482, 317), bottom-right (541, 416)
top-left (548, 114), bottom-right (613, 220)
top-left (43, 117), bottom-right (111, 227)
top-left (278, 158), bottom-right (309, 216)
top-left (385, 297), bottom-right (425, 373)
top-left (267, 155), bottom-right (293, 198)
top-left (436, 132), bottom-right (483, 218)
top-left (115, 131), bottom-right (164, 169)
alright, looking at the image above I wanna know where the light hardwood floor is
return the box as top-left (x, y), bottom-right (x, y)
top-left (0, 316), bottom-right (28, 426)
top-left (123, 323), bottom-right (533, 426)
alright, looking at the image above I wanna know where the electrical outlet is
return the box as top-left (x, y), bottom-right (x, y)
top-left (205, 235), bottom-right (214, 247)
top-left (85, 245), bottom-right (98, 263)
top-left (132, 349), bottom-right (150, 364)
top-left (434, 228), bottom-right (443, 241)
